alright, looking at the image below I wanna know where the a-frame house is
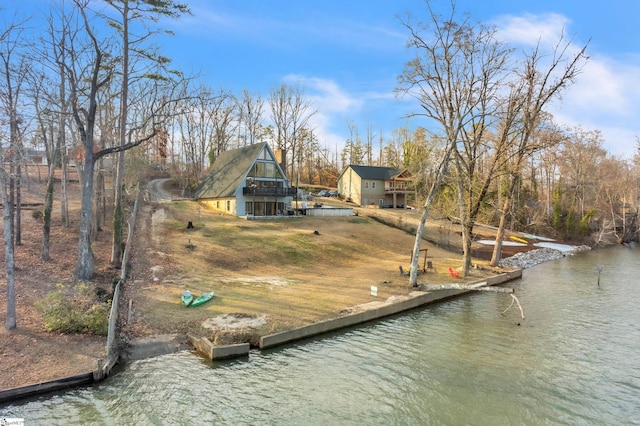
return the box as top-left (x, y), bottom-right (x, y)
top-left (194, 143), bottom-right (296, 217)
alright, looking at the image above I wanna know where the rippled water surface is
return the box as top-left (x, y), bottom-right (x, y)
top-left (3, 245), bottom-right (640, 425)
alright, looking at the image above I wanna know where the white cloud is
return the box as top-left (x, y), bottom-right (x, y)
top-left (495, 12), bottom-right (570, 48)
top-left (279, 74), bottom-right (365, 149)
top-left (283, 74), bottom-right (364, 114)
top-left (496, 13), bottom-right (640, 158)
top-left (551, 54), bottom-right (640, 157)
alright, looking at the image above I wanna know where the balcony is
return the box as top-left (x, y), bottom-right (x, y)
top-left (384, 186), bottom-right (411, 193)
top-left (243, 186), bottom-right (297, 197)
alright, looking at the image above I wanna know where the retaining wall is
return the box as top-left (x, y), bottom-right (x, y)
top-left (306, 207), bottom-right (353, 217)
top-left (260, 269), bottom-right (521, 349)
top-left (188, 335), bottom-right (250, 360)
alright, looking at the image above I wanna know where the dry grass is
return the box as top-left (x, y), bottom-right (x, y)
top-left (125, 200), bottom-right (493, 345)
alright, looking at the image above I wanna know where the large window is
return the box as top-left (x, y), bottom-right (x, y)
top-left (265, 162), bottom-right (275, 178)
top-left (251, 160), bottom-right (282, 178)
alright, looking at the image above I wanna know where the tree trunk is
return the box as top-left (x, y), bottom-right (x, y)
top-left (41, 149), bottom-right (58, 260)
top-left (1, 166), bottom-right (16, 330)
top-left (409, 143), bottom-right (457, 286)
top-left (94, 160), bottom-right (104, 236)
top-left (60, 146), bottom-right (69, 227)
top-left (15, 163), bottom-right (21, 246)
top-left (460, 219), bottom-right (473, 275)
top-left (490, 188), bottom-right (512, 266)
top-left (76, 150), bottom-right (95, 280)
top-left (111, 150), bottom-right (125, 265)
top-left (112, 1), bottom-right (129, 266)
top-left (9, 163), bottom-right (14, 246)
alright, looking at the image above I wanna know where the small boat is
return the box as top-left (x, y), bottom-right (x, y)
top-left (191, 291), bottom-right (214, 307)
top-left (181, 290), bottom-right (193, 307)
top-left (509, 235), bottom-right (528, 244)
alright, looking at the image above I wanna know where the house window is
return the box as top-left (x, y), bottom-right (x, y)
top-left (365, 181), bottom-right (369, 189)
top-left (226, 200), bottom-right (231, 211)
top-left (216, 201), bottom-right (220, 209)
top-left (372, 182), bottom-right (376, 189)
top-left (265, 162), bottom-right (275, 178)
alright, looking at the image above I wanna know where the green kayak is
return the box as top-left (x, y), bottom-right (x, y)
top-left (181, 290), bottom-right (193, 307)
top-left (191, 291), bottom-right (214, 307)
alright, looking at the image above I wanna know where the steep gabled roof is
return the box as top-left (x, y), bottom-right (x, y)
top-left (347, 165), bottom-right (405, 180)
top-left (194, 143), bottom-right (266, 199)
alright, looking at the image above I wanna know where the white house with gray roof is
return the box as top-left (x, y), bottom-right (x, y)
top-left (194, 143), bottom-right (296, 217)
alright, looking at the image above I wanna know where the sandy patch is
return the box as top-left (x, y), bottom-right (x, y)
top-left (202, 314), bottom-right (268, 331)
top-left (533, 242), bottom-right (577, 252)
top-left (220, 276), bottom-right (294, 287)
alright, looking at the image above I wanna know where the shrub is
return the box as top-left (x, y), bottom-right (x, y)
top-left (36, 283), bottom-right (111, 335)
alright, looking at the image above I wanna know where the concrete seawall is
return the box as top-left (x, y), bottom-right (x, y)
top-left (260, 269), bottom-right (522, 349)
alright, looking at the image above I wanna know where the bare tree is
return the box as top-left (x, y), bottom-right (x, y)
top-left (396, 2), bottom-right (505, 284)
top-left (489, 38), bottom-right (588, 265)
top-left (103, 0), bottom-right (190, 266)
top-left (0, 17), bottom-right (29, 330)
top-left (0, 18), bottom-right (30, 250)
top-left (238, 88), bottom-right (265, 147)
top-left (269, 83), bottom-right (316, 178)
top-left (64, 2), bottom-right (113, 280)
top-left (31, 3), bottom-right (76, 261)
top-left (209, 88), bottom-right (237, 162)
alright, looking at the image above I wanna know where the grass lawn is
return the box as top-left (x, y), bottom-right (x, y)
top-left (126, 201), bottom-right (492, 345)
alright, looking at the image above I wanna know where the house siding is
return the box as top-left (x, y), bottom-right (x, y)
top-left (337, 165), bottom-right (416, 208)
top-left (339, 168), bottom-right (362, 205)
top-left (201, 197), bottom-right (237, 216)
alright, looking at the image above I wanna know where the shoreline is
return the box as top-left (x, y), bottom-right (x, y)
top-left (498, 245), bottom-right (592, 269)
top-left (0, 268), bottom-right (522, 405)
top-left (1, 245), bottom-right (594, 404)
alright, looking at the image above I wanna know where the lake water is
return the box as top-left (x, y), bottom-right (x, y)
top-left (2, 245), bottom-right (640, 425)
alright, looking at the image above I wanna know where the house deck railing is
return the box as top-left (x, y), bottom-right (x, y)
top-left (384, 185), bottom-right (412, 192)
top-left (243, 187), bottom-right (297, 196)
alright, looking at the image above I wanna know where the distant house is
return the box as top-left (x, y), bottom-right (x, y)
top-left (337, 165), bottom-right (416, 208)
top-left (194, 142), bottom-right (296, 217)
top-left (25, 149), bottom-right (48, 165)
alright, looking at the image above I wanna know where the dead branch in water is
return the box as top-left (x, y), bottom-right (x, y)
top-left (418, 281), bottom-right (525, 320)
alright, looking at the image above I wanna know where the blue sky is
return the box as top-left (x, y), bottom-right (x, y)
top-left (155, 0), bottom-right (640, 159)
top-left (6, 1), bottom-right (640, 158)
